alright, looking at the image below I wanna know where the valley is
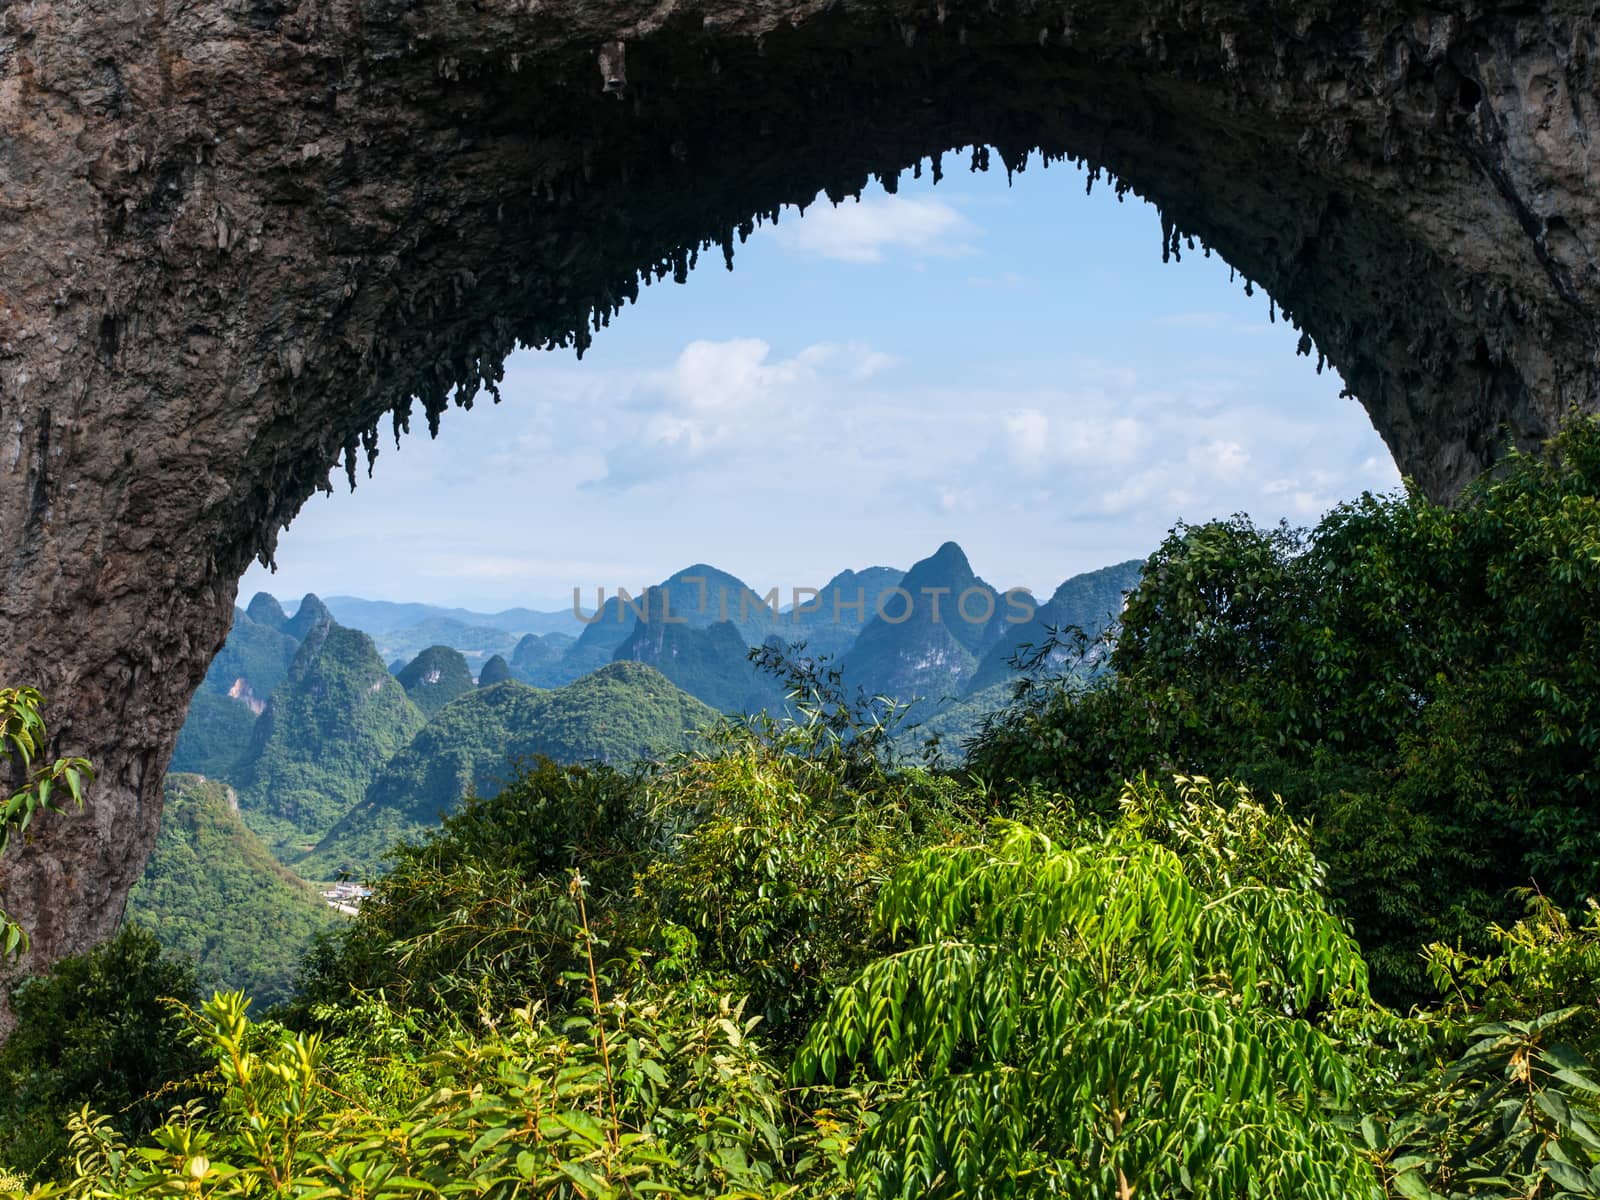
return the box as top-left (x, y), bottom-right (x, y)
top-left (142, 544), bottom-right (1143, 996)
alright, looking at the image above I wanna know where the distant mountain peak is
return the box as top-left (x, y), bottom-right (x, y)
top-left (478, 654), bottom-right (514, 687)
top-left (892, 545), bottom-right (982, 600)
top-left (245, 592), bottom-right (290, 632)
top-left (397, 645), bottom-right (475, 716)
top-left (667, 562), bottom-right (737, 581)
top-left (285, 593), bottom-right (334, 642)
top-left (917, 541), bottom-right (975, 577)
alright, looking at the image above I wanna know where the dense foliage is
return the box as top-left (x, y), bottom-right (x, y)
top-left (0, 927), bottom-right (204, 1177)
top-left (798, 777), bottom-right (1378, 1199)
top-left (14, 703), bottom-right (1600, 1200)
top-left (126, 775), bottom-right (338, 1005)
top-left (970, 419), bottom-right (1600, 1000)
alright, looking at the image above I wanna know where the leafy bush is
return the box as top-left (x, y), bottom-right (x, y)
top-left (641, 716), bottom-right (980, 1039)
top-left (296, 757), bottom-right (655, 1020)
top-left (1347, 898), bottom-right (1600, 1200)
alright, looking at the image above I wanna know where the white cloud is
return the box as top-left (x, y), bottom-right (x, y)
top-left (1095, 468), bottom-right (1165, 517)
top-left (1187, 439), bottom-right (1250, 481)
top-left (664, 338), bottom-right (803, 413)
top-left (1001, 407), bottom-right (1143, 475)
top-left (586, 338), bottom-right (902, 491)
top-left (1003, 408), bottom-right (1052, 472)
top-left (768, 195), bottom-right (977, 263)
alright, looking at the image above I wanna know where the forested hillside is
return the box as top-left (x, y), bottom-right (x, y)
top-left (167, 692), bottom-right (258, 778)
top-left (296, 663), bottom-right (718, 879)
top-left (198, 608), bottom-right (298, 706)
top-left (614, 617), bottom-right (783, 714)
top-left (126, 775), bottom-right (338, 1006)
top-left (395, 644), bottom-right (476, 716)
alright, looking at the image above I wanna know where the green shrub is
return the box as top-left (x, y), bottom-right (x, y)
top-left (0, 926), bottom-right (205, 1178)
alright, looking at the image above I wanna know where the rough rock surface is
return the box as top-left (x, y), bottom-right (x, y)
top-left (1, 0), bottom-right (1598, 1021)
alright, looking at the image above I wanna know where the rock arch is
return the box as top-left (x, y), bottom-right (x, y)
top-left (2, 0), bottom-right (1597, 1002)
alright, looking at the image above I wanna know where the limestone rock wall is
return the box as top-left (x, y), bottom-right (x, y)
top-left (1, 0), bottom-right (1596, 1020)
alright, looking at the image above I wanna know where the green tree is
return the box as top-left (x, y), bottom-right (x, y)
top-left (969, 418), bottom-right (1600, 999)
top-left (797, 777), bottom-right (1379, 1199)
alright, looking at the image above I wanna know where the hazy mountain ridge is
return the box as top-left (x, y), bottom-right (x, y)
top-left (365, 618), bottom-right (524, 668)
top-left (211, 548), bottom-right (1144, 790)
top-left (568, 563), bottom-right (783, 660)
top-left (322, 596), bottom-right (583, 637)
top-left (784, 565), bottom-right (907, 659)
top-left (967, 559), bottom-right (1144, 693)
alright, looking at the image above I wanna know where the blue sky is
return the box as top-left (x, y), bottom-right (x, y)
top-left (241, 153), bottom-right (1401, 613)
